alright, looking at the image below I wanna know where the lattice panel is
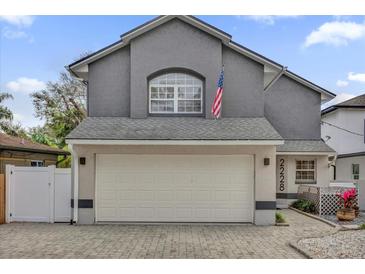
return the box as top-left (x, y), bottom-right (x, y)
top-left (297, 185), bottom-right (320, 214)
top-left (320, 193), bottom-right (358, 216)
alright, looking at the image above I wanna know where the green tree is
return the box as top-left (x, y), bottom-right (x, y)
top-left (31, 71), bottom-right (87, 148)
top-left (0, 92), bottom-right (14, 128)
top-left (0, 92), bottom-right (28, 138)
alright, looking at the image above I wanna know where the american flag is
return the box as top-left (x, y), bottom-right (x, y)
top-left (211, 68), bottom-right (224, 118)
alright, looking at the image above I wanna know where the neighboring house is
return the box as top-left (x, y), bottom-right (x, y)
top-left (66, 15), bottom-right (335, 225)
top-left (0, 133), bottom-right (69, 174)
top-left (321, 94), bottom-right (365, 182)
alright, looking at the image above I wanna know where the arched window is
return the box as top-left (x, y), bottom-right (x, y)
top-left (149, 72), bottom-right (203, 114)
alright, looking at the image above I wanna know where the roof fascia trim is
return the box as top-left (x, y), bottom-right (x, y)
top-left (276, 151), bottom-right (336, 155)
top-left (285, 70), bottom-right (336, 100)
top-left (121, 15), bottom-right (232, 44)
top-left (66, 139), bottom-right (284, 146)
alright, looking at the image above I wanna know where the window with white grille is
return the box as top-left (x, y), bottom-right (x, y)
top-left (295, 160), bottom-right (316, 184)
top-left (149, 73), bottom-right (203, 114)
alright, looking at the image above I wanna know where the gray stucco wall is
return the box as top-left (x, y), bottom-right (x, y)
top-left (88, 46), bottom-right (130, 117)
top-left (222, 46), bottom-right (264, 117)
top-left (130, 18), bottom-right (222, 118)
top-left (264, 75), bottom-right (321, 139)
top-left (85, 18), bottom-right (322, 139)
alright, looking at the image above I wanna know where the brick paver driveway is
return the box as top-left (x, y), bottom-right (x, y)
top-left (0, 209), bottom-right (334, 259)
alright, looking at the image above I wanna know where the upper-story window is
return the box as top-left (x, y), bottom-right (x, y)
top-left (149, 72), bottom-right (203, 114)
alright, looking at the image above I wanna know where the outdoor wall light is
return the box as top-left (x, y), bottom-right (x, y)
top-left (264, 158), bottom-right (270, 166)
top-left (79, 157), bottom-right (86, 165)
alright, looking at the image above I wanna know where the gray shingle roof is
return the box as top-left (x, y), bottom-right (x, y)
top-left (277, 140), bottom-right (335, 153)
top-left (322, 93), bottom-right (365, 115)
top-left (337, 93), bottom-right (365, 107)
top-left (66, 117), bottom-right (283, 141)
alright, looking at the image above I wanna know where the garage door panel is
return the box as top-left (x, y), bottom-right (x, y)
top-left (96, 154), bottom-right (254, 222)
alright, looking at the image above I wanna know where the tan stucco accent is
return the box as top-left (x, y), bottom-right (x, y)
top-left (276, 155), bottom-right (330, 193)
top-left (73, 144), bottom-right (277, 224)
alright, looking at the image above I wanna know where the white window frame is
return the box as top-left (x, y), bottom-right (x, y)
top-left (149, 73), bottom-right (203, 114)
top-left (30, 160), bottom-right (44, 167)
top-left (352, 163), bottom-right (360, 180)
top-left (295, 159), bottom-right (316, 184)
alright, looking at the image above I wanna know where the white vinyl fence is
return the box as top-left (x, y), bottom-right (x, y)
top-left (5, 165), bottom-right (71, 223)
top-left (298, 184), bottom-right (360, 216)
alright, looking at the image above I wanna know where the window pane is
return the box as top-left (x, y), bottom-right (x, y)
top-left (186, 100), bottom-right (194, 112)
top-left (151, 87), bottom-right (158, 98)
top-left (193, 87), bottom-right (201, 99)
top-left (178, 87), bottom-right (185, 99)
top-left (151, 100), bottom-right (159, 112)
top-left (178, 100), bottom-right (185, 112)
top-left (185, 87), bottom-right (194, 99)
top-left (166, 101), bottom-right (174, 112)
top-left (166, 87), bottom-right (174, 99)
top-left (296, 171), bottom-right (301, 180)
top-left (193, 100), bottom-right (201, 112)
top-left (352, 164), bottom-right (359, 174)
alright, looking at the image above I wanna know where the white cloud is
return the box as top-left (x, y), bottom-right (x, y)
top-left (13, 112), bottom-right (43, 128)
top-left (241, 15), bottom-right (298, 25)
top-left (304, 21), bottom-right (365, 47)
top-left (6, 77), bottom-right (46, 94)
top-left (2, 27), bottom-right (27, 39)
top-left (348, 72), bottom-right (365, 83)
top-left (0, 16), bottom-right (35, 27)
top-left (322, 92), bottom-right (356, 109)
top-left (336, 80), bottom-right (349, 87)
top-left (2, 27), bottom-right (34, 42)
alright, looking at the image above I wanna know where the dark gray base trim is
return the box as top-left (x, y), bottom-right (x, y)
top-left (276, 193), bottom-right (298, 199)
top-left (256, 201), bottom-right (276, 210)
top-left (71, 199), bottom-right (93, 208)
top-left (295, 181), bottom-right (317, 185)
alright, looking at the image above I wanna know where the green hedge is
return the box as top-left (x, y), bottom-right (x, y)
top-left (291, 199), bottom-right (316, 213)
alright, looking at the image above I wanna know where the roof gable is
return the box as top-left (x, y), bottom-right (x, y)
top-left (67, 15), bottom-right (335, 101)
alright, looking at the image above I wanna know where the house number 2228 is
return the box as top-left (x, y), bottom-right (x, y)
top-left (279, 158), bottom-right (285, 191)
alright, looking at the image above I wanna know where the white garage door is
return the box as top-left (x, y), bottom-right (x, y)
top-left (96, 154), bottom-right (254, 222)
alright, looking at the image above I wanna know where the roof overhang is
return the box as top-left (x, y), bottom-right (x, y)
top-left (337, 151), bottom-right (365, 159)
top-left (0, 145), bottom-right (70, 156)
top-left (276, 151), bottom-right (336, 156)
top-left (284, 70), bottom-right (336, 102)
top-left (66, 139), bottom-right (284, 146)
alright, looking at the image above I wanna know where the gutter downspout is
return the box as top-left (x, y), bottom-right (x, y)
top-left (264, 66), bottom-right (287, 92)
top-left (69, 144), bottom-right (79, 224)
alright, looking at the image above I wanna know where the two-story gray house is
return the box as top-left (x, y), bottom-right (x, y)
top-left (66, 15), bottom-right (336, 225)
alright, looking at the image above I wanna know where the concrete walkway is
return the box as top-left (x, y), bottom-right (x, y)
top-left (0, 209), bottom-right (335, 259)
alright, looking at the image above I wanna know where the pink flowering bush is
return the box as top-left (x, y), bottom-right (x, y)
top-left (336, 188), bottom-right (357, 209)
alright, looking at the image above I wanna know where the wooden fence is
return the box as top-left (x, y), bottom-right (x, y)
top-left (0, 174), bottom-right (4, 224)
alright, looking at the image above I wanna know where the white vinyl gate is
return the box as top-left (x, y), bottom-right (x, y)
top-left (5, 165), bottom-right (71, 223)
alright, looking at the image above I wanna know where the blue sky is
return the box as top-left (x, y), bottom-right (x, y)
top-left (1, 15), bottom-right (365, 128)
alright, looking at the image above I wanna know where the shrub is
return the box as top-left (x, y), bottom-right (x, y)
top-left (360, 224), bottom-right (365, 230)
top-left (275, 212), bottom-right (286, 223)
top-left (291, 199), bottom-right (316, 213)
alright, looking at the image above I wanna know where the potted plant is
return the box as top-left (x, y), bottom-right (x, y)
top-left (336, 188), bottom-right (357, 221)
